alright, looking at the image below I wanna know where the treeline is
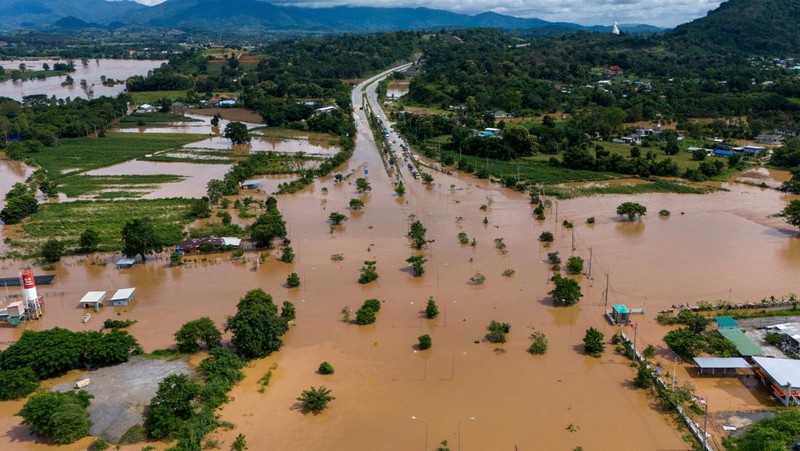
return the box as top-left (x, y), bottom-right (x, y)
top-left (0, 94), bottom-right (128, 148)
top-left (405, 29), bottom-right (800, 139)
top-left (0, 327), bottom-right (141, 400)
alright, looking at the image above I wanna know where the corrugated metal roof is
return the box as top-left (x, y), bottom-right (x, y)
top-left (718, 328), bottom-right (765, 356)
top-left (753, 357), bottom-right (800, 388)
top-left (613, 304), bottom-right (630, 314)
top-left (693, 357), bottom-right (750, 369)
top-left (715, 317), bottom-right (739, 328)
top-left (110, 288), bottom-right (135, 302)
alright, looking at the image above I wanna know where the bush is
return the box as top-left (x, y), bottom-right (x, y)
top-left (765, 332), bottom-right (785, 347)
top-left (355, 299), bottom-right (381, 325)
top-left (485, 320), bottom-right (510, 343)
top-left (528, 331), bottom-right (548, 355)
top-left (349, 198), bottom-right (364, 210)
top-left (539, 231), bottom-right (554, 242)
top-left (280, 245), bottom-right (295, 263)
top-left (659, 209), bottom-right (671, 217)
top-left (469, 272), bottom-right (486, 285)
top-left (318, 361), bottom-right (335, 375)
top-left (586, 216), bottom-right (595, 224)
top-left (583, 327), bottom-right (605, 357)
top-left (565, 256), bottom-right (584, 274)
top-left (18, 390), bottom-right (93, 444)
top-left (425, 297), bottom-right (439, 319)
top-left (287, 272), bottom-right (300, 288)
top-left (90, 438), bottom-right (110, 451)
top-left (103, 318), bottom-right (137, 329)
top-left (174, 317), bottom-right (222, 353)
top-left (145, 374), bottom-right (200, 439)
top-left (406, 255), bottom-right (427, 277)
top-left (0, 368), bottom-right (39, 400)
top-left (297, 386), bottom-right (335, 414)
top-left (41, 239), bottom-right (65, 263)
top-left (418, 334), bottom-right (432, 350)
top-left (358, 260), bottom-right (379, 284)
top-left (457, 232), bottom-right (469, 244)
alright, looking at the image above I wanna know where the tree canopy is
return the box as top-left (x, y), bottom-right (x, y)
top-left (121, 218), bottom-right (163, 261)
top-left (18, 390), bottom-right (93, 444)
top-left (776, 200), bottom-right (800, 229)
top-left (616, 202), bottom-right (647, 220)
top-left (225, 289), bottom-right (289, 359)
top-left (548, 273), bottom-right (582, 306)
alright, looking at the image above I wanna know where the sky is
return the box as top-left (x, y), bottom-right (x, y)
top-left (127, 0), bottom-right (727, 28)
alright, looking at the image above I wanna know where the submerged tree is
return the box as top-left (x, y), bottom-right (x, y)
top-left (616, 202), bottom-right (647, 221)
top-left (224, 121), bottom-right (251, 145)
top-left (121, 218), bottom-right (162, 262)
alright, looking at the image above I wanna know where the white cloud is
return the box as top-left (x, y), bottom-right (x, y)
top-left (127, 0), bottom-right (725, 27)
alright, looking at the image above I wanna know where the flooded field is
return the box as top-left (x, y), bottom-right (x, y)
top-left (386, 79), bottom-right (410, 100)
top-left (83, 160), bottom-right (231, 200)
top-left (183, 136), bottom-right (337, 157)
top-left (0, 59), bottom-right (166, 101)
top-left (1, 77), bottom-right (799, 450)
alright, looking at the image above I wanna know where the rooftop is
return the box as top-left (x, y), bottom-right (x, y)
top-left (718, 328), bottom-right (765, 356)
top-left (753, 356), bottom-right (800, 388)
top-left (715, 317), bottom-right (739, 329)
top-left (110, 288), bottom-right (136, 302)
top-left (693, 357), bottom-right (750, 369)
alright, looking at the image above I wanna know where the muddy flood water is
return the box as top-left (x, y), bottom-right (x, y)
top-left (0, 59), bottom-right (166, 101)
top-left (1, 106), bottom-right (800, 449)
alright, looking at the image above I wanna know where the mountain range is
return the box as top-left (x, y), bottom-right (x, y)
top-left (0, 0), bottom-right (663, 34)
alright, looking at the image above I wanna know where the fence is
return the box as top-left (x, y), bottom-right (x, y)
top-left (618, 331), bottom-right (714, 451)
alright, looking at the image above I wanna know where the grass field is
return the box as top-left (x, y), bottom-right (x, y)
top-left (14, 198), bottom-right (195, 255)
top-left (588, 140), bottom-right (701, 172)
top-left (30, 132), bottom-right (207, 176)
top-left (127, 90), bottom-right (188, 104)
top-left (119, 112), bottom-right (201, 126)
top-left (439, 149), bottom-right (615, 185)
top-left (58, 174), bottom-right (186, 198)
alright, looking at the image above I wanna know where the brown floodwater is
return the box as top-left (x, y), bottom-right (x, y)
top-left (1, 74), bottom-right (799, 450)
top-left (183, 136), bottom-right (336, 157)
top-left (116, 114), bottom-right (262, 135)
top-left (83, 161), bottom-right (231, 200)
top-left (0, 59), bottom-right (166, 101)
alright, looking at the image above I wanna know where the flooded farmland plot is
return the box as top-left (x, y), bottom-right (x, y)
top-left (1, 86), bottom-right (799, 450)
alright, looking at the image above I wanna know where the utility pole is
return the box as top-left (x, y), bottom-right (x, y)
top-left (587, 247), bottom-right (593, 278)
top-left (571, 227), bottom-right (575, 250)
top-left (702, 399), bottom-right (708, 448)
top-left (603, 272), bottom-right (609, 306)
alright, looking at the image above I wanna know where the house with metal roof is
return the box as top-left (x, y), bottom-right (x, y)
top-left (110, 288), bottom-right (136, 307)
top-left (78, 291), bottom-right (107, 309)
top-left (753, 356), bottom-right (800, 406)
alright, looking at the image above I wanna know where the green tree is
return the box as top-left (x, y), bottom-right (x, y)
top-left (349, 198), bottom-right (364, 210)
top-left (549, 273), bottom-right (582, 306)
top-left (485, 320), bottom-right (511, 343)
top-left (225, 289), bottom-right (289, 359)
top-left (280, 245), bottom-right (295, 263)
top-left (394, 181), bottom-right (406, 196)
top-left (250, 208), bottom-right (287, 248)
top-left (539, 231), bottom-right (554, 242)
top-left (528, 330), bottom-right (548, 355)
top-left (206, 179), bottom-right (225, 205)
top-left (145, 374), bottom-right (200, 439)
top-left (633, 361), bottom-right (655, 388)
top-left (724, 409), bottom-right (800, 451)
top-left (328, 211), bottom-right (347, 225)
top-left (170, 251), bottom-right (183, 267)
top-left (358, 260), bottom-right (379, 284)
top-left (210, 114), bottom-right (221, 127)
top-left (79, 228), bottom-right (100, 253)
top-left (616, 202), bottom-right (647, 220)
top-left (40, 239), bottom-right (65, 263)
top-left (408, 220), bottom-right (428, 249)
top-left (406, 255), bottom-right (427, 277)
top-left (287, 272), bottom-right (300, 288)
top-left (224, 121), bottom-right (251, 145)
top-left (0, 368), bottom-right (38, 400)
top-left (425, 297), bottom-right (439, 319)
top-left (418, 334), bottom-right (432, 350)
top-left (18, 391), bottom-right (92, 444)
top-left (318, 362), bottom-right (335, 375)
top-left (297, 386), bottom-right (334, 414)
top-left (281, 301), bottom-right (296, 322)
top-left (121, 218), bottom-right (162, 261)
top-left (565, 256), bottom-right (584, 274)
top-left (775, 200), bottom-right (800, 229)
top-left (355, 298), bottom-right (381, 325)
top-left (583, 327), bottom-right (605, 357)
top-left (355, 177), bottom-right (371, 194)
top-left (174, 317), bottom-right (222, 353)
top-left (0, 184), bottom-right (38, 225)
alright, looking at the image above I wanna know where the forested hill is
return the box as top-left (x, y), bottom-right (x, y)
top-left (670, 0), bottom-right (800, 55)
